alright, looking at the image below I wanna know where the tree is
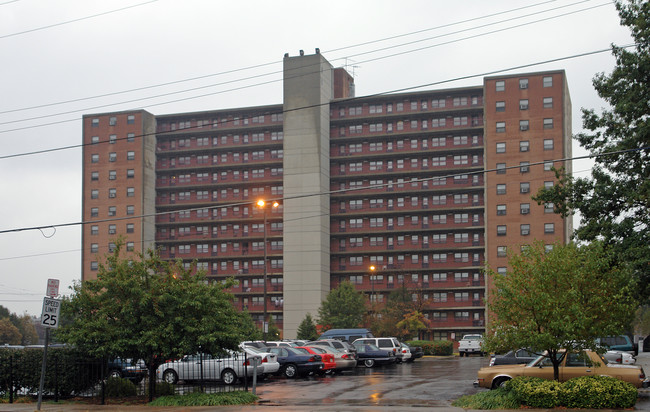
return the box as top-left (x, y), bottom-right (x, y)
top-left (533, 0), bottom-right (650, 302)
top-left (12, 314), bottom-right (38, 345)
top-left (484, 241), bottom-right (636, 380)
top-left (0, 318), bottom-right (22, 345)
top-left (296, 313), bottom-right (319, 341)
top-left (396, 310), bottom-right (430, 341)
top-left (318, 281), bottom-right (366, 330)
top-left (56, 241), bottom-right (257, 398)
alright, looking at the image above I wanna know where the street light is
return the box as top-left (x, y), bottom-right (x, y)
top-left (257, 199), bottom-right (279, 340)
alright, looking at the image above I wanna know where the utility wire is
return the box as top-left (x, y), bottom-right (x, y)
top-left (0, 43), bottom-right (633, 161)
top-left (0, 0), bottom-right (158, 40)
top-left (1, 145), bottom-right (647, 236)
top-left (0, 0), bottom-right (568, 116)
top-left (0, 0), bottom-right (610, 131)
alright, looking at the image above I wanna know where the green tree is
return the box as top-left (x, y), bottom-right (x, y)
top-left (56, 241), bottom-right (256, 397)
top-left (0, 318), bottom-right (22, 345)
top-left (396, 310), bottom-right (430, 341)
top-left (13, 314), bottom-right (38, 345)
top-left (296, 313), bottom-right (319, 341)
top-left (484, 241), bottom-right (636, 381)
top-left (318, 281), bottom-right (366, 330)
top-left (533, 0), bottom-right (650, 302)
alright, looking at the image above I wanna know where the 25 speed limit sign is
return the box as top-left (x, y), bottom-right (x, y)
top-left (41, 297), bottom-right (61, 329)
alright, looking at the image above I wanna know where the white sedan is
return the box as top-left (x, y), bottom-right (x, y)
top-left (242, 346), bottom-right (281, 377)
top-left (605, 350), bottom-right (636, 365)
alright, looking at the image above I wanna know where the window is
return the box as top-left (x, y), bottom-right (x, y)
top-left (519, 120), bottom-right (529, 131)
top-left (543, 97), bottom-right (553, 108)
top-left (91, 136), bottom-right (99, 145)
top-left (127, 115), bottom-right (135, 124)
top-left (545, 181), bottom-right (554, 189)
top-left (521, 224), bottom-right (530, 236)
top-left (127, 169), bottom-right (135, 178)
top-left (90, 243), bottom-right (99, 253)
top-left (520, 203), bottom-right (530, 215)
top-left (543, 118), bottom-right (554, 129)
top-left (497, 267), bottom-right (507, 275)
top-left (126, 223), bottom-right (134, 233)
top-left (496, 101), bottom-right (505, 112)
top-left (109, 116), bottom-right (117, 126)
top-left (496, 184), bottom-right (506, 195)
top-left (108, 206), bottom-right (116, 216)
top-left (126, 242), bottom-right (134, 251)
top-left (496, 122), bottom-right (505, 133)
top-left (91, 225), bottom-right (99, 235)
top-left (90, 207), bottom-right (98, 217)
top-left (91, 154), bottom-right (99, 163)
top-left (497, 246), bottom-right (507, 257)
top-left (519, 78), bottom-right (529, 89)
top-left (91, 118), bottom-right (99, 127)
top-left (496, 142), bottom-right (506, 153)
top-left (544, 160), bottom-right (553, 171)
top-left (91, 171), bottom-right (99, 181)
top-left (544, 139), bottom-right (554, 150)
top-left (496, 163), bottom-right (506, 174)
top-left (91, 189), bottom-right (99, 199)
top-left (127, 151), bottom-right (135, 160)
top-left (545, 202), bottom-right (554, 213)
top-left (109, 152), bottom-right (117, 162)
top-left (520, 161), bottom-right (530, 173)
top-left (495, 81), bottom-right (505, 91)
top-left (496, 204), bottom-right (506, 216)
top-left (520, 182), bottom-right (530, 194)
top-left (108, 224), bottom-right (116, 235)
top-left (544, 223), bottom-right (555, 234)
top-left (497, 225), bottom-right (507, 236)
top-left (519, 99), bottom-right (529, 110)
top-left (543, 76), bottom-right (553, 87)
top-left (108, 170), bottom-right (116, 180)
top-left (91, 261), bottom-right (98, 271)
top-left (520, 141), bottom-right (529, 152)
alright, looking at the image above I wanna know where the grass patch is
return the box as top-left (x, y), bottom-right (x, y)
top-left (452, 387), bottom-right (521, 409)
top-left (149, 391), bottom-right (258, 406)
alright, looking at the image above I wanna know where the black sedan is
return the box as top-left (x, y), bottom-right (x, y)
top-left (107, 358), bottom-right (147, 383)
top-left (403, 343), bottom-right (423, 362)
top-left (353, 343), bottom-right (396, 368)
top-left (266, 347), bottom-right (325, 378)
top-left (489, 348), bottom-right (538, 366)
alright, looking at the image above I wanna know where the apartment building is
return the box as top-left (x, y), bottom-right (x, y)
top-left (81, 51), bottom-right (571, 339)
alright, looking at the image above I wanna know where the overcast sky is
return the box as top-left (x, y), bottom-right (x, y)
top-left (0, 0), bottom-right (633, 316)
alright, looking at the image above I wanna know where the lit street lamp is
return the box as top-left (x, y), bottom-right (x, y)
top-left (257, 199), bottom-right (279, 340)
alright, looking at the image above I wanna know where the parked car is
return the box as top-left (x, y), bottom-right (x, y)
top-left (240, 345), bottom-right (280, 377)
top-left (318, 328), bottom-right (374, 343)
top-left (353, 343), bottom-right (397, 368)
top-left (397, 343), bottom-right (412, 362)
top-left (108, 358), bottom-right (147, 383)
top-left (265, 347), bottom-right (325, 378)
top-left (306, 345), bottom-right (357, 373)
top-left (295, 346), bottom-right (336, 374)
top-left (604, 350), bottom-right (636, 365)
top-left (156, 352), bottom-right (262, 385)
top-left (596, 335), bottom-right (636, 355)
top-left (352, 337), bottom-right (406, 362)
top-left (403, 343), bottom-right (423, 362)
top-left (309, 339), bottom-right (358, 360)
top-left (489, 348), bottom-right (538, 366)
top-left (474, 350), bottom-right (649, 389)
top-left (458, 334), bottom-right (484, 357)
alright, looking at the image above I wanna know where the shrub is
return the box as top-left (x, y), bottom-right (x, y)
top-left (104, 377), bottom-right (137, 397)
top-left (452, 387), bottom-right (520, 409)
top-left (148, 381), bottom-right (175, 397)
top-left (407, 340), bottom-right (453, 356)
top-left (560, 376), bottom-right (637, 409)
top-left (506, 376), bottom-right (561, 408)
top-left (149, 391), bottom-right (258, 406)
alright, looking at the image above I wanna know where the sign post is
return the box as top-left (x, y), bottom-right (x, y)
top-left (38, 280), bottom-right (61, 411)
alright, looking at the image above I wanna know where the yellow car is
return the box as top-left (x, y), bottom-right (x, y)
top-left (474, 350), bottom-right (649, 389)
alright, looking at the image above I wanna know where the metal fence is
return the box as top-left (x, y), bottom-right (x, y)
top-left (0, 348), bottom-right (256, 404)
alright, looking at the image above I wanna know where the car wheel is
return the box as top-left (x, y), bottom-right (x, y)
top-left (492, 377), bottom-right (510, 389)
top-left (364, 359), bottom-right (375, 368)
top-left (283, 364), bottom-right (298, 378)
top-left (108, 369), bottom-right (122, 379)
top-left (221, 368), bottom-right (237, 385)
top-left (459, 352), bottom-right (464, 357)
top-left (162, 369), bottom-right (178, 385)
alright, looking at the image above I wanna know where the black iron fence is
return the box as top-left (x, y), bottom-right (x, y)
top-left (0, 347), bottom-right (257, 404)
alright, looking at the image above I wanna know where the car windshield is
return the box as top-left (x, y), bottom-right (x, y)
top-left (528, 352), bottom-right (565, 367)
top-left (293, 348), bottom-right (310, 355)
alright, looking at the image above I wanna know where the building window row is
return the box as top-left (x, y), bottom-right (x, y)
top-left (334, 95), bottom-right (481, 118)
top-left (157, 112), bottom-right (283, 133)
top-left (495, 119), bottom-right (554, 132)
top-left (496, 223), bottom-right (555, 236)
top-left (494, 97), bottom-right (553, 112)
top-left (495, 76), bottom-right (553, 92)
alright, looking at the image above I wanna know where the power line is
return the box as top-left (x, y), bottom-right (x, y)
top-left (0, 0), bottom-right (609, 132)
top-left (1, 145), bottom-right (647, 237)
top-left (0, 0), bottom-right (568, 116)
top-left (0, 0), bottom-right (159, 40)
top-left (0, 44), bottom-right (632, 160)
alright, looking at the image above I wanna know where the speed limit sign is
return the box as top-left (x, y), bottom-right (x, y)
top-left (41, 297), bottom-right (61, 329)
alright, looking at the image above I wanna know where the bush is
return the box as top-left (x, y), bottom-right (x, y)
top-left (560, 376), bottom-right (637, 409)
top-left (452, 387), bottom-right (520, 409)
top-left (407, 340), bottom-right (453, 356)
top-left (148, 381), bottom-right (175, 397)
top-left (506, 376), bottom-right (562, 408)
top-left (149, 391), bottom-right (258, 406)
top-left (104, 377), bottom-right (137, 397)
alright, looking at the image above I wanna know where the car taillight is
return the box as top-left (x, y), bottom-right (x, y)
top-left (342, 354), bottom-right (349, 359)
top-left (262, 356), bottom-right (268, 363)
top-left (402, 349), bottom-right (407, 353)
top-left (243, 360), bottom-right (250, 366)
top-left (615, 356), bottom-right (622, 363)
top-left (308, 356), bottom-right (317, 362)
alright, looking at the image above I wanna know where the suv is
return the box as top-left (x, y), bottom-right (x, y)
top-left (318, 328), bottom-right (374, 343)
top-left (352, 337), bottom-right (408, 362)
top-left (308, 339), bottom-right (358, 360)
top-left (596, 335), bottom-right (636, 355)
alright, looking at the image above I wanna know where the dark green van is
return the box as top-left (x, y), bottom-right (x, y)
top-left (319, 328), bottom-right (374, 343)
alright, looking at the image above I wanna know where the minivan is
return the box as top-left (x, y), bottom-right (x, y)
top-left (352, 337), bottom-right (410, 362)
top-left (318, 328), bottom-right (374, 343)
top-left (596, 335), bottom-right (636, 355)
